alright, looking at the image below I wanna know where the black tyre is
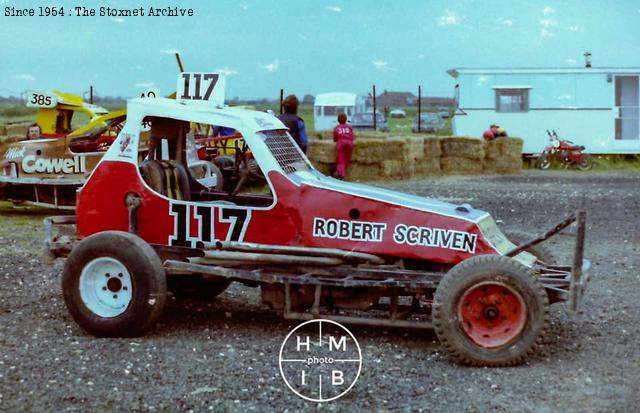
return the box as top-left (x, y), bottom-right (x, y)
top-left (168, 276), bottom-right (231, 300)
top-left (62, 231), bottom-right (167, 337)
top-left (504, 230), bottom-right (557, 265)
top-left (576, 154), bottom-right (594, 171)
top-left (433, 255), bottom-right (549, 367)
top-left (536, 154), bottom-right (551, 170)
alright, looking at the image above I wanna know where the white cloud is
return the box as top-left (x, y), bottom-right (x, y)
top-left (216, 67), bottom-right (237, 76)
top-left (372, 59), bottom-right (397, 72)
top-left (110, 17), bottom-right (124, 23)
top-left (567, 25), bottom-right (579, 32)
top-left (500, 18), bottom-right (514, 26)
top-left (161, 47), bottom-right (180, 55)
top-left (135, 65), bottom-right (144, 71)
top-left (557, 93), bottom-right (573, 100)
top-left (542, 6), bottom-right (555, 15)
top-left (437, 10), bottom-right (460, 26)
top-left (240, 3), bottom-right (249, 11)
top-left (541, 28), bottom-right (555, 38)
top-left (326, 6), bottom-right (342, 13)
top-left (135, 82), bottom-right (155, 88)
top-left (417, 54), bottom-right (425, 60)
top-left (565, 58), bottom-right (577, 64)
top-left (13, 74), bottom-right (35, 81)
top-left (540, 19), bottom-right (555, 28)
top-left (259, 60), bottom-right (279, 73)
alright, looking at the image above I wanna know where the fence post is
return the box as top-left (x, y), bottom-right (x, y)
top-left (279, 89), bottom-right (284, 114)
top-left (89, 86), bottom-right (93, 104)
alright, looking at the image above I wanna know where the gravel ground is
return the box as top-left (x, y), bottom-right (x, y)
top-left (0, 170), bottom-right (639, 412)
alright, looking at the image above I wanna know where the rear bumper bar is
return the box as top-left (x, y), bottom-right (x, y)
top-left (507, 211), bottom-right (589, 312)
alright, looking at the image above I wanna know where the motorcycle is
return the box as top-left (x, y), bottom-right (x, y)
top-left (536, 130), bottom-right (594, 171)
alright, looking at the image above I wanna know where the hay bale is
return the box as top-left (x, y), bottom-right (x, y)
top-left (384, 137), bottom-right (411, 161)
top-left (382, 159), bottom-right (415, 179)
top-left (347, 162), bottom-right (384, 181)
top-left (483, 140), bottom-right (500, 159)
top-left (0, 135), bottom-right (24, 144)
top-left (415, 157), bottom-right (441, 175)
top-left (307, 139), bottom-right (335, 163)
top-left (405, 136), bottom-right (425, 160)
top-left (5, 122), bottom-right (31, 137)
top-left (424, 137), bottom-right (441, 159)
top-left (441, 156), bottom-right (483, 174)
top-left (440, 137), bottom-right (485, 160)
top-left (495, 137), bottom-right (523, 157)
top-left (352, 138), bottom-right (385, 163)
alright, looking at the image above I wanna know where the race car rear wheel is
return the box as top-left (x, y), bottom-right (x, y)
top-left (504, 230), bottom-right (557, 265)
top-left (433, 255), bottom-right (549, 367)
top-left (62, 231), bottom-right (167, 337)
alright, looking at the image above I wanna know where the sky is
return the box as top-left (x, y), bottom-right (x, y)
top-left (1, 0), bottom-right (640, 100)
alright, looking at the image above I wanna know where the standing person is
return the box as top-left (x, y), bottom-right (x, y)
top-left (333, 113), bottom-right (354, 180)
top-left (278, 94), bottom-right (308, 153)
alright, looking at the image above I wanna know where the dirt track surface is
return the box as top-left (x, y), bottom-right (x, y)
top-left (1, 170), bottom-right (639, 412)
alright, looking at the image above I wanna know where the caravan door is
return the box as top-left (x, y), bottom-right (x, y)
top-left (614, 75), bottom-right (640, 151)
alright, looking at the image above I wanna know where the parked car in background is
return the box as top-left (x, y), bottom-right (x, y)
top-left (349, 111), bottom-right (389, 132)
top-left (389, 108), bottom-right (406, 118)
top-left (412, 112), bottom-right (444, 133)
top-left (438, 107), bottom-right (452, 118)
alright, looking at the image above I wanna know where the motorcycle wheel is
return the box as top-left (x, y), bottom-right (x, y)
top-left (536, 155), bottom-right (551, 170)
top-left (576, 154), bottom-right (594, 171)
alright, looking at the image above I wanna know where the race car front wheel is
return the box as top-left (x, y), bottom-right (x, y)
top-left (433, 255), bottom-right (549, 367)
top-left (62, 231), bottom-right (167, 337)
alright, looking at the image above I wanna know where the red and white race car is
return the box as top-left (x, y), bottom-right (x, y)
top-left (46, 73), bottom-right (590, 366)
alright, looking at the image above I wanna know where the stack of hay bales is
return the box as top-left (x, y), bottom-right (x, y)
top-left (483, 138), bottom-right (523, 173)
top-left (440, 137), bottom-right (484, 174)
top-left (306, 134), bottom-right (523, 181)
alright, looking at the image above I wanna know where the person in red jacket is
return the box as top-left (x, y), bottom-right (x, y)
top-left (333, 113), bottom-right (354, 180)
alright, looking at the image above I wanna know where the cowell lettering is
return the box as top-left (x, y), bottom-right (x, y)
top-left (21, 155), bottom-right (85, 174)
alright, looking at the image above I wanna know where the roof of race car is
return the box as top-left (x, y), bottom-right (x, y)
top-left (126, 97), bottom-right (286, 134)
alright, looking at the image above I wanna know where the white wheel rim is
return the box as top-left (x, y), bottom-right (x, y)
top-left (79, 257), bottom-right (133, 318)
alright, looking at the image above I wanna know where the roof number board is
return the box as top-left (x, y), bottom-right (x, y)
top-left (177, 72), bottom-right (226, 107)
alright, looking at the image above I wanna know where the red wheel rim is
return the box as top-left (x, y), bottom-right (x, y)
top-left (457, 281), bottom-right (527, 348)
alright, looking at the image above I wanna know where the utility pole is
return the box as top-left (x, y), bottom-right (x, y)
top-left (372, 84), bottom-right (377, 130)
top-left (418, 85), bottom-right (422, 132)
top-left (280, 89), bottom-right (284, 114)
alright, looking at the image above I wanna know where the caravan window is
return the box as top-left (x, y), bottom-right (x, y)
top-left (495, 88), bottom-right (529, 112)
top-left (322, 106), bottom-right (349, 116)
